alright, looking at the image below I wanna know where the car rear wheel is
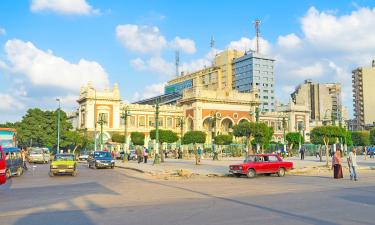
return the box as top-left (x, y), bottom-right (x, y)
top-left (246, 169), bottom-right (256, 178)
top-left (277, 168), bottom-right (286, 177)
top-left (16, 167), bottom-right (23, 177)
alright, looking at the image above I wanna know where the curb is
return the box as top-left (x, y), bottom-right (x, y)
top-left (115, 165), bottom-right (145, 173)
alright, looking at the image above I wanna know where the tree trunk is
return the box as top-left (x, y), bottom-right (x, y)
top-left (319, 146), bottom-right (322, 162)
top-left (324, 138), bottom-right (330, 168)
top-left (194, 144), bottom-right (198, 165)
top-left (160, 143), bottom-right (165, 163)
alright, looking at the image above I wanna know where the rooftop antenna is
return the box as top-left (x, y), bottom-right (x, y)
top-left (253, 19), bottom-right (261, 53)
top-left (175, 50), bottom-right (180, 77)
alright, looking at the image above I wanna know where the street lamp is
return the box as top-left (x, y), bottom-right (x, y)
top-left (121, 106), bottom-right (131, 161)
top-left (153, 99), bottom-right (160, 164)
top-left (56, 98), bottom-right (61, 154)
top-left (97, 114), bottom-right (106, 151)
top-left (177, 116), bottom-right (185, 145)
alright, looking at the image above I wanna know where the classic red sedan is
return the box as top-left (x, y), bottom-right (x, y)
top-left (229, 154), bottom-right (293, 178)
top-left (0, 146), bottom-right (6, 185)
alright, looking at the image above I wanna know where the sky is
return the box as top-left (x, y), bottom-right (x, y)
top-left (1, 0), bottom-right (375, 123)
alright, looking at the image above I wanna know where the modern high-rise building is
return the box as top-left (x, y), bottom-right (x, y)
top-left (164, 50), bottom-right (245, 94)
top-left (352, 60), bottom-right (375, 129)
top-left (232, 52), bottom-right (276, 112)
top-left (291, 80), bottom-right (342, 124)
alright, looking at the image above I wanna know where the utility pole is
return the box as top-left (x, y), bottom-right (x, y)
top-left (97, 114), bottom-right (106, 151)
top-left (153, 99), bottom-right (160, 164)
top-left (253, 19), bottom-right (261, 53)
top-left (121, 106), bottom-right (131, 161)
top-left (56, 98), bottom-right (61, 154)
top-left (94, 90), bottom-right (97, 152)
top-left (175, 50), bottom-right (180, 77)
top-left (177, 117), bottom-right (184, 145)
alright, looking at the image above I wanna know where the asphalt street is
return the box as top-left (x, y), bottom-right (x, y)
top-left (0, 162), bottom-right (374, 225)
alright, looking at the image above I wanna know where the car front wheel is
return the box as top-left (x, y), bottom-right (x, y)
top-left (246, 169), bottom-right (256, 178)
top-left (277, 168), bottom-right (286, 177)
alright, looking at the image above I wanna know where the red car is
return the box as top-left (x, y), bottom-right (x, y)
top-left (0, 146), bottom-right (6, 185)
top-left (229, 154), bottom-right (293, 178)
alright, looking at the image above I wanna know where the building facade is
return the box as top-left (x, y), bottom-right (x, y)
top-left (352, 60), bottom-right (375, 129)
top-left (232, 52), bottom-right (276, 112)
top-left (75, 83), bottom-right (311, 148)
top-left (291, 80), bottom-right (343, 126)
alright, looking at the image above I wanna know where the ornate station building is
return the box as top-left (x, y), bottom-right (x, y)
top-left (75, 82), bottom-right (310, 147)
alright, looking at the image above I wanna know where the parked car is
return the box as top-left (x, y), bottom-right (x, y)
top-left (50, 154), bottom-right (77, 176)
top-left (0, 146), bottom-right (6, 185)
top-left (4, 147), bottom-right (24, 178)
top-left (88, 151), bottom-right (115, 169)
top-left (28, 147), bottom-right (50, 164)
top-left (229, 154), bottom-right (293, 178)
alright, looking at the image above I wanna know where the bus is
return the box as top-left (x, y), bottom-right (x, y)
top-left (0, 128), bottom-right (17, 185)
top-left (0, 128), bottom-right (17, 148)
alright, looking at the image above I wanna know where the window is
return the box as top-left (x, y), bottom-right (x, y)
top-left (138, 116), bottom-right (145, 127)
top-left (167, 117), bottom-right (173, 128)
top-left (130, 116), bottom-right (136, 127)
top-left (269, 155), bottom-right (279, 162)
top-left (148, 116), bottom-right (155, 127)
top-left (98, 113), bottom-right (109, 126)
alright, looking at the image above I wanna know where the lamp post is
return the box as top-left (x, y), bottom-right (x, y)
top-left (97, 114), bottom-right (106, 151)
top-left (56, 98), bottom-right (61, 154)
top-left (94, 90), bottom-right (97, 152)
top-left (153, 99), bottom-right (160, 164)
top-left (177, 116), bottom-right (184, 145)
top-left (121, 106), bottom-right (131, 161)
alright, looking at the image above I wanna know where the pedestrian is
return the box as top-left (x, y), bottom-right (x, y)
top-left (164, 149), bottom-right (168, 159)
top-left (21, 147), bottom-right (28, 171)
top-left (178, 147), bottom-right (182, 159)
top-left (136, 147), bottom-right (143, 164)
top-left (143, 147), bottom-right (149, 163)
top-left (299, 145), bottom-right (305, 160)
top-left (371, 146), bottom-right (375, 159)
top-left (332, 149), bottom-right (343, 179)
top-left (347, 148), bottom-right (358, 181)
top-left (197, 147), bottom-right (202, 163)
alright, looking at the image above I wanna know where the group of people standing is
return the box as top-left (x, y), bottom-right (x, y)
top-left (332, 148), bottom-right (358, 181)
top-left (136, 147), bottom-right (149, 164)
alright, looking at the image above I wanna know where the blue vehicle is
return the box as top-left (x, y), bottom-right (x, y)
top-left (367, 146), bottom-right (375, 156)
top-left (4, 147), bottom-right (23, 178)
top-left (88, 151), bottom-right (115, 169)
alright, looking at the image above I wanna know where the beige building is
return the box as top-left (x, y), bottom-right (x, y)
top-left (291, 80), bottom-right (342, 126)
top-left (75, 83), bottom-right (311, 148)
top-left (352, 60), bottom-right (375, 129)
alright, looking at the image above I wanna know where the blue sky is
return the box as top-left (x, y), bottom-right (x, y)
top-left (1, 0), bottom-right (375, 123)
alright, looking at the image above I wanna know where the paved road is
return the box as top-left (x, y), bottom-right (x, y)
top-left (0, 162), bottom-right (374, 225)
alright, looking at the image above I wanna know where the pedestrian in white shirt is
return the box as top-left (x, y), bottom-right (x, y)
top-left (347, 148), bottom-right (358, 181)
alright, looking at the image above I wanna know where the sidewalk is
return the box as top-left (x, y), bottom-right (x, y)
top-left (115, 155), bottom-right (375, 177)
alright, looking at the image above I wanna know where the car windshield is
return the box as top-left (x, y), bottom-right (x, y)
top-left (94, 151), bottom-right (110, 158)
top-left (30, 149), bottom-right (43, 154)
top-left (54, 154), bottom-right (74, 161)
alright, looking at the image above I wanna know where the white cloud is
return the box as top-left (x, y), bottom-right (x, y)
top-left (0, 27), bottom-right (6, 36)
top-left (0, 93), bottom-right (25, 111)
top-left (132, 83), bottom-right (165, 101)
top-left (1, 39), bottom-right (109, 92)
top-left (30, 0), bottom-right (100, 15)
top-left (116, 24), bottom-right (167, 55)
top-left (301, 6), bottom-right (375, 52)
top-left (277, 33), bottom-right (302, 49)
top-left (180, 48), bottom-right (217, 74)
top-left (130, 56), bottom-right (174, 77)
top-left (228, 37), bottom-right (271, 55)
top-left (170, 37), bottom-right (196, 54)
top-left (291, 63), bottom-right (324, 78)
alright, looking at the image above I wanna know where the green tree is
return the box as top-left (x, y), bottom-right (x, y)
top-left (182, 131), bottom-right (206, 165)
top-left (233, 121), bottom-right (255, 153)
top-left (253, 123), bottom-right (274, 152)
top-left (150, 129), bottom-right (179, 162)
top-left (233, 121), bottom-right (273, 153)
top-left (111, 133), bottom-right (125, 143)
top-left (286, 132), bottom-right (304, 150)
top-left (213, 134), bottom-right (233, 145)
top-left (351, 131), bottom-right (370, 146)
top-left (370, 128), bottom-right (375, 145)
top-left (130, 132), bottom-right (145, 146)
top-left (310, 126), bottom-right (346, 167)
top-left (344, 131), bottom-right (353, 146)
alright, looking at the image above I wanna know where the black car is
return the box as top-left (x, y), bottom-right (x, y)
top-left (4, 147), bottom-right (24, 178)
top-left (88, 151), bottom-right (115, 169)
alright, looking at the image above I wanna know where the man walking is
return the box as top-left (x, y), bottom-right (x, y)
top-left (136, 147), bottom-right (143, 164)
top-left (348, 148), bottom-right (358, 181)
top-left (143, 147), bottom-right (149, 163)
top-left (21, 147), bottom-right (28, 171)
top-left (299, 145), bottom-right (305, 160)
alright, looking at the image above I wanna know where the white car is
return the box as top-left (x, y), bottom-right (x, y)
top-left (78, 154), bottom-right (89, 161)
